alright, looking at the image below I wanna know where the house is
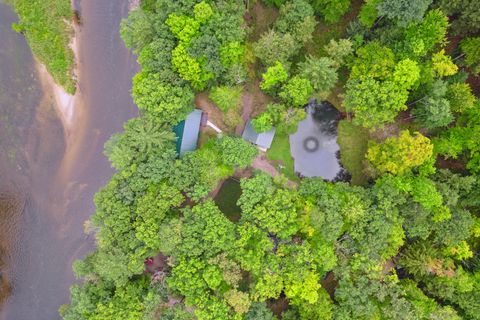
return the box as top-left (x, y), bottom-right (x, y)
top-left (242, 120), bottom-right (276, 152)
top-left (174, 109), bottom-right (203, 155)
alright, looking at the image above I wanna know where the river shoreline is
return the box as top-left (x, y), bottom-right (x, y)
top-left (1, 1), bottom-right (138, 318)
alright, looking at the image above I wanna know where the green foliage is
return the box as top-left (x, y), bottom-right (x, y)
top-left (104, 118), bottom-right (176, 170)
top-left (460, 37), bottom-right (480, 74)
top-left (377, 0), bottom-right (432, 26)
top-left (402, 9), bottom-right (449, 58)
top-left (345, 42), bottom-right (420, 128)
top-left (275, 0), bottom-right (317, 43)
top-left (350, 42), bottom-right (395, 81)
top-left (344, 76), bottom-right (409, 129)
top-left (65, 2), bottom-right (480, 319)
top-left (260, 62), bottom-right (289, 92)
top-left (437, 0), bottom-right (480, 34)
top-left (254, 0), bottom-right (316, 67)
top-left (215, 135), bottom-right (257, 168)
top-left (209, 86), bottom-right (243, 112)
top-left (171, 44), bottom-right (214, 90)
top-left (253, 30), bottom-right (297, 67)
top-left (298, 56), bottom-right (338, 95)
top-left (279, 76), bottom-right (314, 107)
top-left (446, 83), bottom-right (476, 113)
top-left (252, 113), bottom-right (274, 133)
top-left (132, 71), bottom-right (194, 124)
top-left (413, 97), bottom-right (453, 129)
top-left (367, 131), bottom-right (434, 175)
top-left (311, 0), bottom-right (351, 23)
top-left (431, 50), bottom-right (458, 77)
top-left (358, 0), bottom-right (381, 27)
top-left (219, 41), bottom-right (245, 67)
top-left (120, 9), bottom-right (154, 54)
top-left (9, 0), bottom-right (76, 93)
top-left (324, 38), bottom-right (353, 67)
top-left (194, 1), bottom-right (214, 24)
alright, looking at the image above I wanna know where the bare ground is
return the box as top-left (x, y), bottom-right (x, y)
top-left (195, 92), bottom-right (229, 132)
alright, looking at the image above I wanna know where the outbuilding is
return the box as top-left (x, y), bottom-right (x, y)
top-left (242, 120), bottom-right (276, 152)
top-left (174, 109), bottom-right (203, 155)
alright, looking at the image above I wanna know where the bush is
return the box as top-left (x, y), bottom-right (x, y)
top-left (10, 0), bottom-right (76, 93)
top-left (209, 86), bottom-right (243, 112)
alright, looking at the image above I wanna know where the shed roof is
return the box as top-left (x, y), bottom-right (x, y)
top-left (174, 109), bottom-right (203, 155)
top-left (242, 121), bottom-right (276, 149)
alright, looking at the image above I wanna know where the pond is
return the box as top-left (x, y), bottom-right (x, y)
top-left (214, 178), bottom-right (242, 222)
top-left (289, 101), bottom-right (342, 180)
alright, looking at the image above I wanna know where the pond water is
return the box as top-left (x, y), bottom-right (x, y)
top-left (289, 101), bottom-right (342, 179)
top-left (0, 1), bottom-right (137, 319)
top-left (214, 178), bottom-right (242, 222)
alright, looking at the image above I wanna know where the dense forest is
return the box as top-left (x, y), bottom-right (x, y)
top-left (59, 0), bottom-right (480, 319)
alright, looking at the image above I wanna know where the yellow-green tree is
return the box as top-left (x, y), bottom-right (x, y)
top-left (367, 131), bottom-right (433, 175)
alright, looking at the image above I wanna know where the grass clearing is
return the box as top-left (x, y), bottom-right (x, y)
top-left (8, 0), bottom-right (76, 94)
top-left (266, 131), bottom-right (299, 182)
top-left (337, 119), bottom-right (370, 185)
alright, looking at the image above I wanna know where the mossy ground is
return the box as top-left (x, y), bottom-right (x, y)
top-left (337, 119), bottom-right (370, 185)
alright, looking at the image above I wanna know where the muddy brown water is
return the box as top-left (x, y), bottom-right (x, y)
top-left (0, 1), bottom-right (138, 319)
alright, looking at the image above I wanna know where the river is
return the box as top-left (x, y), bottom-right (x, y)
top-left (0, 1), bottom-right (137, 319)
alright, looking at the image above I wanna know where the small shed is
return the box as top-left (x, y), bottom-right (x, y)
top-left (174, 109), bottom-right (203, 155)
top-left (242, 120), bottom-right (276, 151)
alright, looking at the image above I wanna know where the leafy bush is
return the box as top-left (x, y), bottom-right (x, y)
top-left (10, 0), bottom-right (76, 93)
top-left (209, 86), bottom-right (243, 112)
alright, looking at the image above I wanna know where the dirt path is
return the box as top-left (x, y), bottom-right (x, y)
top-left (252, 154), bottom-right (279, 176)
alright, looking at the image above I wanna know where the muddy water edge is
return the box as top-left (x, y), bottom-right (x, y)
top-left (0, 1), bottom-right (138, 319)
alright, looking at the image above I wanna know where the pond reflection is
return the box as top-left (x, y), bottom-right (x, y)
top-left (289, 101), bottom-right (341, 179)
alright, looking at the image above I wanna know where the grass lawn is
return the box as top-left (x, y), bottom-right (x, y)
top-left (337, 120), bottom-right (370, 185)
top-left (266, 131), bottom-right (299, 182)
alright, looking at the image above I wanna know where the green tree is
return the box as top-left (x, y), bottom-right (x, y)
top-left (215, 135), bottom-right (257, 168)
top-left (178, 201), bottom-right (236, 259)
top-left (193, 1), bottom-right (214, 24)
top-left (413, 97), bottom-right (453, 129)
top-left (253, 30), bottom-right (298, 67)
top-left (344, 77), bottom-right (409, 129)
top-left (358, 0), bottom-right (381, 27)
top-left (298, 56), bottom-right (338, 95)
top-left (245, 302), bottom-right (277, 320)
top-left (367, 131), bottom-right (434, 175)
top-left (402, 9), bottom-right (448, 58)
top-left (132, 71), bottom-right (194, 124)
top-left (377, 0), bottom-right (432, 26)
top-left (431, 50), bottom-right (458, 77)
top-left (120, 9), bottom-right (154, 53)
top-left (252, 113), bottom-right (274, 133)
top-left (311, 0), bottom-right (351, 23)
top-left (260, 62), bottom-right (289, 92)
top-left (279, 76), bottom-right (313, 107)
top-left (460, 37), bottom-right (480, 74)
top-left (437, 0), bottom-right (480, 34)
top-left (104, 118), bottom-right (176, 170)
top-left (446, 83), bottom-right (476, 113)
top-left (275, 0), bottom-right (316, 42)
top-left (209, 86), bottom-right (242, 112)
top-left (324, 38), bottom-right (353, 67)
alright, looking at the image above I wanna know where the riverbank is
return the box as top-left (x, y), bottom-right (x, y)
top-left (0, 1), bottom-right (138, 319)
